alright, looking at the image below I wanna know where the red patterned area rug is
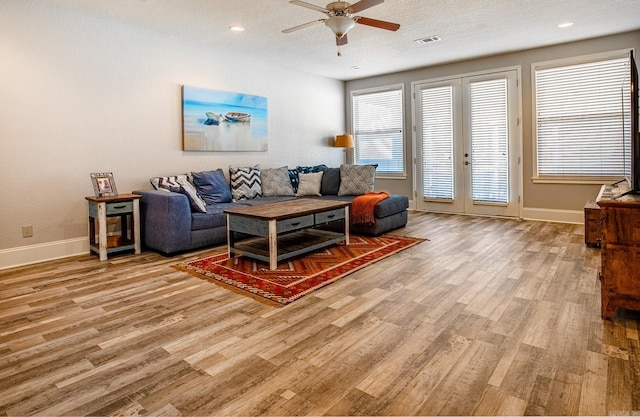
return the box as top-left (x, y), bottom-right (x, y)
top-left (177, 234), bottom-right (425, 306)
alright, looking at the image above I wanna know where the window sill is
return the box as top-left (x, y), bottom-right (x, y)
top-left (532, 176), bottom-right (623, 185)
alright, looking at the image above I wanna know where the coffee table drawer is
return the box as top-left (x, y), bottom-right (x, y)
top-left (229, 216), bottom-right (269, 236)
top-left (315, 208), bottom-right (345, 224)
top-left (277, 214), bottom-right (314, 233)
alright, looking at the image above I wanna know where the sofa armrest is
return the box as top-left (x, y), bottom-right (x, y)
top-left (134, 190), bottom-right (192, 254)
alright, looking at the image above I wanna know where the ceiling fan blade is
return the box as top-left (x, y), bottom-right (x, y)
top-left (289, 0), bottom-right (329, 14)
top-left (355, 16), bottom-right (400, 31)
top-left (282, 19), bottom-right (325, 33)
top-left (336, 34), bottom-right (348, 46)
top-left (347, 0), bottom-right (384, 13)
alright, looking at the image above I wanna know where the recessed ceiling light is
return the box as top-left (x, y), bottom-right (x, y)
top-left (558, 22), bottom-right (574, 28)
top-left (351, 66), bottom-right (360, 70)
top-left (230, 26), bottom-right (245, 32)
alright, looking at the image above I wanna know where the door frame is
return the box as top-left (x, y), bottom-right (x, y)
top-left (410, 66), bottom-right (523, 218)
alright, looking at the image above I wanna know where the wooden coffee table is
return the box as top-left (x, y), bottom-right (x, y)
top-left (224, 199), bottom-right (350, 270)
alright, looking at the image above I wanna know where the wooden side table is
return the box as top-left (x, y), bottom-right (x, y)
top-left (85, 194), bottom-right (141, 261)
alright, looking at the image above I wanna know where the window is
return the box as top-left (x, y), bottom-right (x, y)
top-left (352, 85), bottom-right (404, 175)
top-left (534, 51), bottom-right (632, 182)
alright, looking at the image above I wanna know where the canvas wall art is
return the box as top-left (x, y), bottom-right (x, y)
top-left (182, 85), bottom-right (268, 151)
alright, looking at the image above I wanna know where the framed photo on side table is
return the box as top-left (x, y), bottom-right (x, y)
top-left (90, 172), bottom-right (118, 197)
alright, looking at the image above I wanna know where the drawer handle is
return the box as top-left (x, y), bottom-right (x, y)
top-left (326, 215), bottom-right (335, 219)
top-left (112, 205), bottom-right (127, 209)
top-left (290, 222), bottom-right (301, 226)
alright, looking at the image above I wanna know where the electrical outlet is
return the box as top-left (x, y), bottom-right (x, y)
top-left (22, 225), bottom-right (33, 238)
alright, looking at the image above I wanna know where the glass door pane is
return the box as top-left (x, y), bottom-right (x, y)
top-left (469, 78), bottom-right (509, 204)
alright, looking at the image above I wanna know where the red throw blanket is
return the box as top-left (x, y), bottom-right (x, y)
top-left (351, 191), bottom-right (389, 225)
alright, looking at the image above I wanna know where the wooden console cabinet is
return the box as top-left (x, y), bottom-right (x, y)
top-left (597, 183), bottom-right (640, 319)
top-left (584, 200), bottom-right (602, 247)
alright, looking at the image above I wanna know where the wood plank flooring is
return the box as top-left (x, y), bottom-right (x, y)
top-left (1, 211), bottom-right (639, 416)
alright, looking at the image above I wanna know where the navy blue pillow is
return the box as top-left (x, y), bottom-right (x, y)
top-left (192, 169), bottom-right (232, 204)
top-left (288, 169), bottom-right (300, 193)
top-left (296, 164), bottom-right (328, 174)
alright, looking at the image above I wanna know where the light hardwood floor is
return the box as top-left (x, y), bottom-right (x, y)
top-left (1, 211), bottom-right (639, 416)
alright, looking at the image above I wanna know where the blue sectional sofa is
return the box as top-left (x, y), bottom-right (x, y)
top-left (134, 164), bottom-right (409, 255)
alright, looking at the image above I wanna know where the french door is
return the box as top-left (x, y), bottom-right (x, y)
top-left (414, 69), bottom-right (521, 217)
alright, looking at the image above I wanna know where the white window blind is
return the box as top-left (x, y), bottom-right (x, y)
top-left (470, 78), bottom-right (509, 203)
top-left (421, 85), bottom-right (454, 200)
top-left (535, 54), bottom-right (631, 178)
top-left (352, 87), bottom-right (404, 174)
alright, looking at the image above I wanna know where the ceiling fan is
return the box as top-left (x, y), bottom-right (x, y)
top-left (282, 0), bottom-right (400, 50)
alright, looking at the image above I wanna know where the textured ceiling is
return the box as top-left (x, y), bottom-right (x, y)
top-left (46, 0), bottom-right (640, 80)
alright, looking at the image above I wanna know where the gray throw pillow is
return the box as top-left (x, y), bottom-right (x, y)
top-left (262, 166), bottom-right (295, 197)
top-left (320, 167), bottom-right (341, 195)
top-left (337, 164), bottom-right (376, 196)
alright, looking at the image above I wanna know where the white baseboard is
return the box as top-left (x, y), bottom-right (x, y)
top-left (0, 206), bottom-right (583, 271)
top-left (521, 207), bottom-right (584, 224)
top-left (409, 204), bottom-right (584, 225)
top-left (0, 238), bottom-right (89, 271)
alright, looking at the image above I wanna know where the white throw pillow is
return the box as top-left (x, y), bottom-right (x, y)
top-left (296, 171), bottom-right (323, 196)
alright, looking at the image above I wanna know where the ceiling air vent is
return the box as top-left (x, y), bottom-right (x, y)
top-left (414, 35), bottom-right (441, 44)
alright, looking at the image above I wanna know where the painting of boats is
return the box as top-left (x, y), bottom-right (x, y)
top-left (182, 85), bottom-right (268, 151)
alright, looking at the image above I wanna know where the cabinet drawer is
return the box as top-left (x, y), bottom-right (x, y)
top-left (277, 215), bottom-right (314, 233)
top-left (315, 208), bottom-right (345, 224)
top-left (106, 201), bottom-right (133, 215)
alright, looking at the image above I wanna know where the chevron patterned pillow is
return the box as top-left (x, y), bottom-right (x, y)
top-left (150, 175), bottom-right (207, 213)
top-left (229, 165), bottom-right (262, 201)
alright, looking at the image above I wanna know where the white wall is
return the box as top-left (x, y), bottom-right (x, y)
top-left (0, 2), bottom-right (345, 269)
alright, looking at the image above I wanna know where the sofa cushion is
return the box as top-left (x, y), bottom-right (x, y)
top-left (192, 169), bottom-right (232, 204)
top-left (190, 201), bottom-right (250, 231)
top-left (338, 164), bottom-right (376, 196)
top-left (149, 175), bottom-right (207, 213)
top-left (229, 165), bottom-right (262, 201)
top-left (296, 172), bottom-right (323, 196)
top-left (374, 194), bottom-right (409, 217)
top-left (235, 196), bottom-right (297, 206)
top-left (319, 167), bottom-right (341, 195)
top-left (262, 166), bottom-right (295, 197)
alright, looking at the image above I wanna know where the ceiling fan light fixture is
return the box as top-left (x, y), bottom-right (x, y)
top-left (325, 16), bottom-right (356, 37)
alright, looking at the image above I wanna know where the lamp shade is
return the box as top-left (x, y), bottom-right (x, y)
top-left (334, 134), bottom-right (354, 148)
